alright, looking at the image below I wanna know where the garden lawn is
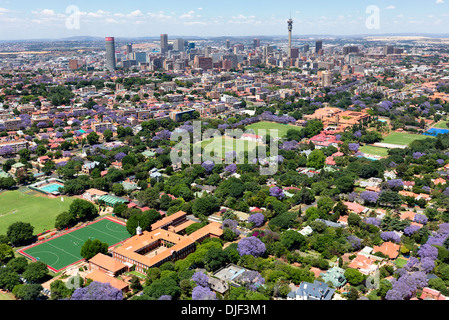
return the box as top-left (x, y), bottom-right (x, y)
top-left (245, 121), bottom-right (302, 138)
top-left (359, 145), bottom-right (390, 157)
top-left (382, 132), bottom-right (434, 146)
top-left (395, 257), bottom-right (408, 268)
top-left (0, 190), bottom-right (74, 235)
top-left (431, 121), bottom-right (449, 129)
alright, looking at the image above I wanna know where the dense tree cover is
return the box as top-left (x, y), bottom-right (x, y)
top-left (80, 239), bottom-right (109, 260)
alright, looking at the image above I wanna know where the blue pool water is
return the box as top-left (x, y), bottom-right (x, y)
top-left (424, 128), bottom-right (449, 136)
top-left (39, 183), bottom-right (64, 193)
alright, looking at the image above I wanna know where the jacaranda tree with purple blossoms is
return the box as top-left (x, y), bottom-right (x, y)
top-left (237, 236), bottom-right (266, 257)
top-left (70, 281), bottom-right (123, 300)
top-left (248, 213), bottom-right (265, 228)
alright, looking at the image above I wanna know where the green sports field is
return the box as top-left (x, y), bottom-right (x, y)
top-left (19, 218), bottom-right (131, 272)
top-left (382, 132), bottom-right (434, 146)
top-left (0, 190), bottom-right (75, 235)
top-left (359, 145), bottom-right (390, 157)
top-left (246, 121), bottom-right (302, 138)
top-left (199, 136), bottom-right (262, 159)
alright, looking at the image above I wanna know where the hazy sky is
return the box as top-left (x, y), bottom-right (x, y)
top-left (0, 0), bottom-right (448, 40)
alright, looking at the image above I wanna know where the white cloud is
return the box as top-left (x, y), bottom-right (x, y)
top-left (105, 18), bottom-right (119, 24)
top-left (385, 5), bottom-right (396, 9)
top-left (179, 11), bottom-right (196, 19)
top-left (129, 10), bottom-right (143, 17)
top-left (436, 0), bottom-right (445, 4)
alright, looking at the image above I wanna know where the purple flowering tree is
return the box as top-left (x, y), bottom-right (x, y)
top-left (348, 143), bottom-right (360, 152)
top-left (202, 160), bottom-right (215, 173)
top-left (192, 285), bottom-right (217, 300)
top-left (191, 272), bottom-right (209, 288)
top-left (0, 145), bottom-right (14, 157)
top-left (385, 272), bottom-right (428, 300)
top-left (237, 236), bottom-right (266, 257)
top-left (387, 179), bottom-right (404, 189)
top-left (347, 235), bottom-right (362, 250)
top-left (414, 214), bottom-right (428, 225)
top-left (269, 187), bottom-right (285, 200)
top-left (404, 225), bottom-right (421, 236)
top-left (365, 217), bottom-right (381, 227)
top-left (237, 270), bottom-right (265, 291)
top-left (361, 191), bottom-right (379, 204)
top-left (412, 152), bottom-right (426, 160)
top-left (158, 295), bottom-right (172, 300)
top-left (114, 152), bottom-right (127, 161)
top-left (224, 163), bottom-right (237, 174)
top-left (70, 281), bottom-right (123, 300)
top-left (248, 213), bottom-right (265, 228)
top-left (380, 231), bottom-right (401, 243)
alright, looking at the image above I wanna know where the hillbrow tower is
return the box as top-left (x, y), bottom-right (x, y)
top-left (105, 37), bottom-right (116, 72)
top-left (287, 17), bottom-right (293, 58)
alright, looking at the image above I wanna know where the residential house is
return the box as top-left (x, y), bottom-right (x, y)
top-left (348, 253), bottom-right (379, 275)
top-left (320, 267), bottom-right (347, 288)
top-left (82, 161), bottom-right (100, 175)
top-left (287, 280), bottom-right (335, 300)
top-left (359, 177), bottom-right (383, 189)
top-left (420, 287), bottom-right (449, 300)
top-left (373, 242), bottom-right (400, 259)
top-left (344, 201), bottom-right (369, 215)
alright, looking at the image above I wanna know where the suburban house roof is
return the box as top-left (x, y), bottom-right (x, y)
top-left (373, 241), bottom-right (400, 259)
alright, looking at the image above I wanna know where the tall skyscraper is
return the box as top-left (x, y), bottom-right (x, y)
top-left (315, 40), bottom-right (323, 54)
top-left (253, 38), bottom-right (260, 48)
top-left (225, 39), bottom-right (231, 50)
top-left (174, 38), bottom-right (184, 52)
top-left (287, 18), bottom-right (293, 58)
top-left (160, 34), bottom-right (168, 55)
top-left (105, 37), bottom-right (116, 72)
top-left (126, 43), bottom-right (133, 55)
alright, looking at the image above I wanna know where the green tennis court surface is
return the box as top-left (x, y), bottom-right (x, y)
top-left (19, 218), bottom-right (131, 272)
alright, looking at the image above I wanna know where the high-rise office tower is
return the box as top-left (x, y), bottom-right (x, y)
top-left (204, 46), bottom-right (212, 57)
top-left (304, 44), bottom-right (310, 52)
top-left (174, 38), bottom-right (184, 52)
top-left (225, 39), bottom-right (231, 50)
top-left (287, 18), bottom-right (293, 58)
top-left (253, 38), bottom-right (260, 48)
top-left (383, 45), bottom-right (394, 55)
top-left (315, 40), bottom-right (323, 54)
top-left (126, 43), bottom-right (133, 55)
top-left (160, 34), bottom-right (168, 55)
top-left (105, 37), bottom-right (116, 72)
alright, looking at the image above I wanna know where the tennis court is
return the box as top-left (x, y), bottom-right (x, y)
top-left (18, 217), bottom-right (131, 272)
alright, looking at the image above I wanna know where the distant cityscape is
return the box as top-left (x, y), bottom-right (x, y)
top-left (1, 7), bottom-right (449, 307)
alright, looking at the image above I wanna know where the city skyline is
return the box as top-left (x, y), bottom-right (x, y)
top-left (0, 0), bottom-right (448, 40)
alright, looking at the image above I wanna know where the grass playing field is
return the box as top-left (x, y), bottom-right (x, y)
top-left (198, 136), bottom-right (262, 160)
top-left (359, 145), bottom-right (390, 157)
top-left (19, 218), bottom-right (131, 272)
top-left (382, 132), bottom-right (434, 146)
top-left (0, 190), bottom-right (75, 235)
top-left (245, 121), bottom-right (302, 138)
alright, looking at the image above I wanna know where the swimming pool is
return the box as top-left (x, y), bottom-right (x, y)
top-left (424, 128), bottom-right (449, 136)
top-left (39, 183), bottom-right (64, 194)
